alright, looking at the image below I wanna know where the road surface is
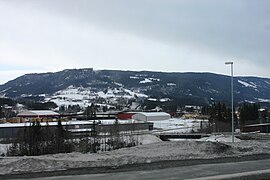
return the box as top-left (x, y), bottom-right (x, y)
top-left (21, 159), bottom-right (270, 180)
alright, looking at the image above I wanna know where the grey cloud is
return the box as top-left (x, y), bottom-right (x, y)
top-left (2, 0), bottom-right (270, 77)
top-left (16, 0), bottom-right (269, 65)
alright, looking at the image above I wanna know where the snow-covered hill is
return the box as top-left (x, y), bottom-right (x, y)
top-left (0, 68), bottom-right (270, 108)
top-left (47, 85), bottom-right (148, 109)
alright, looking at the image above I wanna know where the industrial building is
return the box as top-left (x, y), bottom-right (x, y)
top-left (17, 110), bottom-right (60, 118)
top-left (0, 120), bottom-right (153, 140)
top-left (132, 112), bottom-right (171, 122)
top-left (242, 123), bottom-right (270, 133)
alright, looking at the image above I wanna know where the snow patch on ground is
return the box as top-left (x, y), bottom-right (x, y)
top-left (139, 78), bottom-right (153, 84)
top-left (152, 118), bottom-right (209, 133)
top-left (149, 78), bottom-right (160, 82)
top-left (198, 135), bottom-right (241, 143)
top-left (265, 80), bottom-right (270, 85)
top-left (148, 98), bottom-right (158, 101)
top-left (130, 76), bottom-right (140, 79)
top-left (147, 98), bottom-right (170, 102)
top-left (244, 100), bottom-right (255, 103)
top-left (238, 80), bottom-right (257, 88)
top-left (160, 98), bottom-right (170, 102)
top-left (256, 98), bottom-right (270, 103)
top-left (114, 82), bottom-right (123, 87)
top-left (123, 88), bottom-right (148, 98)
top-left (139, 134), bottom-right (163, 145)
top-left (0, 144), bottom-right (11, 156)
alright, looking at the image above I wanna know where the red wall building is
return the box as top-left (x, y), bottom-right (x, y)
top-left (117, 112), bottom-right (136, 120)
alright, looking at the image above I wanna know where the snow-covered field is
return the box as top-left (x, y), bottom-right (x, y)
top-left (198, 134), bottom-right (241, 143)
top-left (151, 118), bottom-right (209, 133)
top-left (1, 134), bottom-right (270, 175)
top-left (47, 86), bottom-right (148, 108)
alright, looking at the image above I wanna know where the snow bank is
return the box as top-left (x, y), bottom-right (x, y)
top-left (138, 134), bottom-right (162, 145)
top-left (1, 140), bottom-right (270, 175)
top-left (198, 135), bottom-right (241, 143)
top-left (0, 144), bottom-right (11, 156)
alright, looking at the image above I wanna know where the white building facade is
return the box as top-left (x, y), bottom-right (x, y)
top-left (132, 112), bottom-right (171, 122)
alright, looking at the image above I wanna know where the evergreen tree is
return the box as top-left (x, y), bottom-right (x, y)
top-left (85, 106), bottom-right (91, 119)
top-left (90, 103), bottom-right (96, 119)
top-left (0, 106), bottom-right (3, 118)
top-left (9, 118), bottom-right (73, 156)
top-left (56, 120), bottom-right (64, 153)
top-left (203, 102), bottom-right (232, 132)
top-left (239, 103), bottom-right (260, 126)
top-left (91, 120), bottom-right (98, 153)
top-left (59, 105), bottom-right (66, 113)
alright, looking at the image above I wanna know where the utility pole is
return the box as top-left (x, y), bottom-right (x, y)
top-left (225, 62), bottom-right (234, 143)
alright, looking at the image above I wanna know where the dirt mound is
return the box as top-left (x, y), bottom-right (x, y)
top-left (202, 142), bottom-right (232, 154)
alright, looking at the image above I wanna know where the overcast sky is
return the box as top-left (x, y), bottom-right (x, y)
top-left (0, 0), bottom-right (269, 84)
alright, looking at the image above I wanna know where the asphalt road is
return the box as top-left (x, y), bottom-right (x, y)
top-left (23, 159), bottom-right (270, 180)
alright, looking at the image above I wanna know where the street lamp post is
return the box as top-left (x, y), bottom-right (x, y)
top-left (225, 62), bottom-right (234, 143)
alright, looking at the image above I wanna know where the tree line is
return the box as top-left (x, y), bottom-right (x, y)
top-left (8, 120), bottom-right (73, 156)
top-left (202, 102), bottom-right (235, 132)
top-left (202, 102), bottom-right (262, 132)
top-left (7, 119), bottom-right (140, 156)
top-left (239, 103), bottom-right (260, 126)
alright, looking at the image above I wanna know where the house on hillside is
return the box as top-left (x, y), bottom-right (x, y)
top-left (184, 105), bottom-right (202, 114)
top-left (258, 108), bottom-right (270, 124)
top-left (132, 112), bottom-right (171, 122)
top-left (1, 104), bottom-right (16, 118)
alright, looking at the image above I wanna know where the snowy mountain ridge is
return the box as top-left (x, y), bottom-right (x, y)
top-left (0, 68), bottom-right (270, 107)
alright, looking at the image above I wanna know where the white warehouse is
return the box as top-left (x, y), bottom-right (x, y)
top-left (132, 112), bottom-right (171, 122)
